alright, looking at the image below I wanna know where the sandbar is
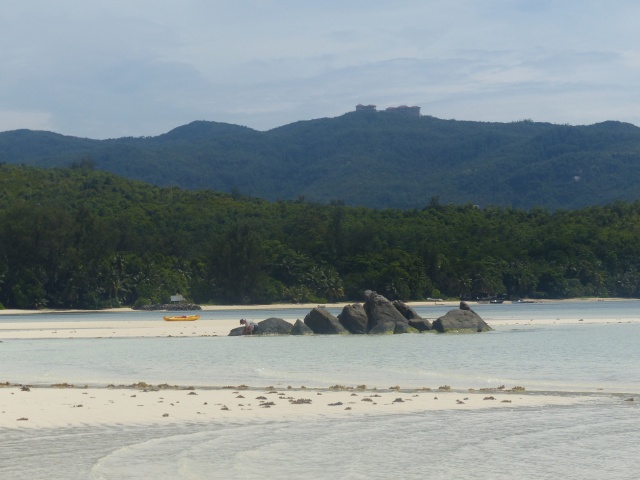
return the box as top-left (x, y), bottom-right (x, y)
top-left (1, 298), bottom-right (639, 340)
top-left (1, 299), bottom-right (635, 430)
top-left (0, 382), bottom-right (603, 430)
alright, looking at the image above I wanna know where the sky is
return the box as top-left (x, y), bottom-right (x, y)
top-left (1, 0), bottom-right (639, 139)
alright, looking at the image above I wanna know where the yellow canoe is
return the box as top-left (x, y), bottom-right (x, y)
top-left (163, 315), bottom-right (200, 322)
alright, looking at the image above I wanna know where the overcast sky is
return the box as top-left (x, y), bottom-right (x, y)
top-left (2, 1), bottom-right (639, 139)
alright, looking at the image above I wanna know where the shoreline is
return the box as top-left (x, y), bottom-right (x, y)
top-left (0, 382), bottom-right (606, 430)
top-left (2, 300), bottom-right (636, 431)
top-left (1, 298), bottom-right (639, 340)
top-left (0, 296), bottom-right (636, 317)
top-left (1, 317), bottom-right (639, 341)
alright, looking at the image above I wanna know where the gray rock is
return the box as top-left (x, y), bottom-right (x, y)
top-left (364, 292), bottom-right (409, 331)
top-left (290, 319), bottom-right (314, 335)
top-left (432, 309), bottom-right (492, 333)
top-left (459, 301), bottom-right (472, 311)
top-left (257, 317), bottom-right (294, 335)
top-left (392, 300), bottom-right (422, 320)
top-left (368, 322), bottom-right (396, 335)
top-left (229, 317), bottom-right (294, 336)
top-left (393, 323), bottom-right (420, 334)
top-left (408, 318), bottom-right (432, 331)
top-left (338, 304), bottom-right (368, 334)
top-left (304, 307), bottom-right (349, 334)
top-left (228, 326), bottom-right (245, 336)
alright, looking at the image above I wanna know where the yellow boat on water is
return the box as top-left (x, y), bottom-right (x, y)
top-left (163, 315), bottom-right (200, 322)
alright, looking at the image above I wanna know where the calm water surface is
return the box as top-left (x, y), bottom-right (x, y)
top-left (1, 301), bottom-right (639, 479)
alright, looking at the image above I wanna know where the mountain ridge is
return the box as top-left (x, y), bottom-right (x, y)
top-left (2, 111), bottom-right (640, 210)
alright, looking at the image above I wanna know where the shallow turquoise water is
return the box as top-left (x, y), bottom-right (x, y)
top-left (2, 321), bottom-right (639, 393)
top-left (1, 301), bottom-right (639, 479)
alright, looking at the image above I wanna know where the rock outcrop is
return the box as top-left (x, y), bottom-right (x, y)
top-left (228, 326), bottom-right (244, 336)
top-left (432, 309), bottom-right (492, 333)
top-left (257, 317), bottom-right (295, 335)
top-left (304, 307), bottom-right (349, 334)
top-left (393, 300), bottom-right (432, 331)
top-left (228, 292), bottom-right (491, 335)
top-left (228, 317), bottom-right (293, 336)
top-left (392, 300), bottom-right (422, 320)
top-left (338, 304), bottom-right (368, 334)
top-left (290, 319), bottom-right (314, 335)
top-left (364, 292), bottom-right (409, 331)
top-left (408, 318), bottom-right (432, 332)
top-left (368, 322), bottom-right (396, 335)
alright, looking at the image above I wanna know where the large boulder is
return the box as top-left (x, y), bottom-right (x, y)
top-left (304, 307), bottom-right (349, 334)
top-left (364, 292), bottom-right (409, 331)
top-left (228, 326), bottom-right (245, 336)
top-left (392, 300), bottom-right (431, 331)
top-left (392, 300), bottom-right (422, 320)
top-left (432, 309), bottom-right (492, 333)
top-left (338, 304), bottom-right (368, 334)
top-left (228, 317), bottom-right (294, 336)
top-left (290, 319), bottom-right (314, 335)
top-left (408, 318), bottom-right (432, 332)
top-left (368, 322), bottom-right (396, 335)
top-left (393, 323), bottom-right (420, 334)
top-left (459, 301), bottom-right (472, 311)
top-left (258, 317), bottom-right (294, 334)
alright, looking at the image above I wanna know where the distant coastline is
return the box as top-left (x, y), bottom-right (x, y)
top-left (1, 296), bottom-right (636, 316)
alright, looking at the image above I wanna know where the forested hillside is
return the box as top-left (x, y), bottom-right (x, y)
top-left (1, 164), bottom-right (640, 310)
top-left (2, 111), bottom-right (640, 210)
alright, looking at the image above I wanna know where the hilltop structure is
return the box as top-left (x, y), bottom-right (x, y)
top-left (355, 104), bottom-right (378, 113)
top-left (355, 104), bottom-right (421, 117)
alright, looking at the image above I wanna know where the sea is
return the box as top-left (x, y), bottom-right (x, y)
top-left (1, 301), bottom-right (639, 479)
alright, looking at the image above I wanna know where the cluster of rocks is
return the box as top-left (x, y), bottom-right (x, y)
top-left (134, 303), bottom-right (202, 311)
top-left (229, 292), bottom-right (491, 336)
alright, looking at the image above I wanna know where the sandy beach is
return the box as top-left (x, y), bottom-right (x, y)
top-left (1, 298), bottom-right (638, 341)
top-left (1, 382), bottom-right (597, 430)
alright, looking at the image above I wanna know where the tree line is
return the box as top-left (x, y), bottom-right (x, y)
top-left (1, 164), bottom-right (640, 309)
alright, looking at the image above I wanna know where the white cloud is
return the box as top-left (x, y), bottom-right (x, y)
top-left (1, 0), bottom-right (639, 137)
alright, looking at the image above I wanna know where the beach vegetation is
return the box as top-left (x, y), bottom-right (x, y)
top-left (2, 165), bottom-right (640, 308)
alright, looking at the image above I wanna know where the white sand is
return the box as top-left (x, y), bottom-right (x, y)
top-left (0, 318), bottom-right (238, 340)
top-left (1, 299), bottom-right (633, 430)
top-left (0, 383), bottom-right (598, 429)
top-left (1, 298), bottom-right (638, 340)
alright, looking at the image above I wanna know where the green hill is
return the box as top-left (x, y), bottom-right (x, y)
top-left (2, 164), bottom-right (640, 309)
top-left (2, 111), bottom-right (640, 209)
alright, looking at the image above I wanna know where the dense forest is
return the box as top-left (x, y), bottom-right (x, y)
top-left (1, 164), bottom-right (640, 310)
top-left (2, 111), bottom-right (640, 210)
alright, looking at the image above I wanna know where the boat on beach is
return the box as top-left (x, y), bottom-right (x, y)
top-left (163, 315), bottom-right (200, 321)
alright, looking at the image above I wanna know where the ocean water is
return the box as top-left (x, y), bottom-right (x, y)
top-left (1, 301), bottom-right (639, 479)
